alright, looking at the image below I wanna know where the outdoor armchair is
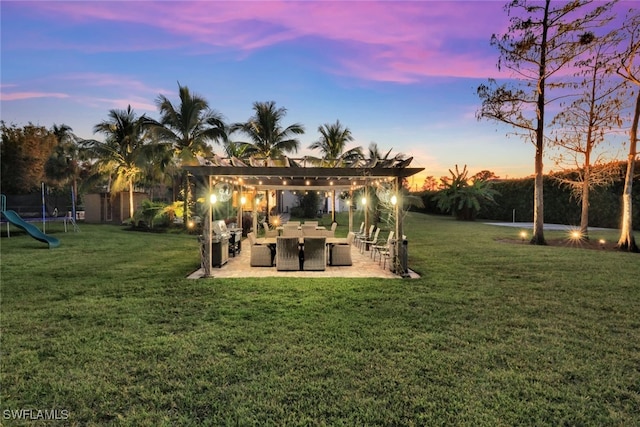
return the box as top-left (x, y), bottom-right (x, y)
top-left (330, 232), bottom-right (354, 266)
top-left (301, 224), bottom-right (319, 236)
top-left (262, 222), bottom-right (277, 237)
top-left (248, 232), bottom-right (273, 267)
top-left (277, 236), bottom-right (301, 271)
top-left (282, 226), bottom-right (302, 237)
top-left (303, 237), bottom-right (326, 270)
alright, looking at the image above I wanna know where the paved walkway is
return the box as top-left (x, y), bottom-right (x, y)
top-left (485, 222), bottom-right (616, 231)
top-left (188, 238), bottom-right (419, 279)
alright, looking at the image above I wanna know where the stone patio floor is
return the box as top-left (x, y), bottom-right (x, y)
top-left (188, 238), bottom-right (420, 279)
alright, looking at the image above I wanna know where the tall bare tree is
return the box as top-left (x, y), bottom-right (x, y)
top-left (477, 0), bottom-right (615, 245)
top-left (615, 9), bottom-right (640, 252)
top-left (551, 28), bottom-right (626, 239)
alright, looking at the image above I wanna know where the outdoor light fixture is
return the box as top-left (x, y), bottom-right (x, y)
top-left (210, 194), bottom-right (217, 205)
top-left (570, 230), bottom-right (582, 240)
top-left (361, 197), bottom-right (367, 205)
top-left (599, 238), bottom-right (606, 248)
top-left (391, 195), bottom-right (398, 206)
top-left (520, 231), bottom-right (527, 242)
top-left (240, 196), bottom-right (246, 205)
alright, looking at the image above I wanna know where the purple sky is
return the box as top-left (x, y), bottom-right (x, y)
top-left (1, 1), bottom-right (633, 185)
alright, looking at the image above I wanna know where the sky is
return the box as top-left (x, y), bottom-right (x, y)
top-left (0, 0), bottom-right (635, 188)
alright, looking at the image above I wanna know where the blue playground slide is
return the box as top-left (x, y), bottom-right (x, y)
top-left (1, 210), bottom-right (60, 248)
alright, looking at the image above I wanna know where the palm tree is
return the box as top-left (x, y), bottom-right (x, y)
top-left (308, 120), bottom-right (362, 166)
top-left (148, 84), bottom-right (227, 226)
top-left (308, 120), bottom-right (362, 221)
top-left (231, 101), bottom-right (304, 161)
top-left (45, 124), bottom-right (85, 208)
top-left (433, 164), bottom-right (499, 221)
top-left (361, 143), bottom-right (408, 226)
top-left (365, 142), bottom-right (406, 167)
top-left (88, 105), bottom-right (149, 219)
top-left (231, 101), bottom-right (304, 219)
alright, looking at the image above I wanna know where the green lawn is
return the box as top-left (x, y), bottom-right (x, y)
top-left (1, 214), bottom-right (639, 426)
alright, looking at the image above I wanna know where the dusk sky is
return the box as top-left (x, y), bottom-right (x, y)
top-left (1, 1), bottom-right (634, 186)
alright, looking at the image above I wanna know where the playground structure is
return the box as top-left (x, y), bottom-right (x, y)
top-left (1, 184), bottom-right (80, 248)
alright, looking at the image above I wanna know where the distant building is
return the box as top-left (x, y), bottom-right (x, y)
top-left (83, 191), bottom-right (147, 224)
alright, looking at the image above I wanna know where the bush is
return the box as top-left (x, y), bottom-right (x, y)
top-left (296, 191), bottom-right (321, 218)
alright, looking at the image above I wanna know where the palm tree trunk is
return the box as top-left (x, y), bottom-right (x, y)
top-left (182, 170), bottom-right (190, 228)
top-left (129, 180), bottom-right (135, 220)
top-left (617, 90), bottom-right (639, 252)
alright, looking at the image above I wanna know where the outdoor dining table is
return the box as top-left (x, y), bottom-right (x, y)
top-left (257, 237), bottom-right (347, 245)
top-left (275, 225), bottom-right (326, 235)
top-left (256, 236), bottom-right (351, 267)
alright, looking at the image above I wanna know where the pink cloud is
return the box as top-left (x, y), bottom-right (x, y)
top-left (16, 1), bottom-right (629, 83)
top-left (60, 72), bottom-right (168, 95)
top-left (1, 91), bottom-right (69, 101)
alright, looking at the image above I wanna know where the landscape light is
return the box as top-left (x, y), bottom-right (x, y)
top-left (240, 196), bottom-right (246, 205)
top-left (570, 230), bottom-right (582, 240)
top-left (391, 195), bottom-right (397, 206)
top-left (361, 197), bottom-right (367, 205)
top-left (520, 231), bottom-right (527, 241)
top-left (210, 194), bottom-right (217, 205)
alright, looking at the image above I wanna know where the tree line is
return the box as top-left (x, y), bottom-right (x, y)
top-left (2, 0), bottom-right (638, 251)
top-left (1, 92), bottom-right (405, 226)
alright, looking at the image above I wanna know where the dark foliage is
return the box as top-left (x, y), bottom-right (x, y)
top-left (417, 161), bottom-right (639, 230)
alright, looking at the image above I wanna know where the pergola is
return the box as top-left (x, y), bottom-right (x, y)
top-left (184, 156), bottom-right (424, 277)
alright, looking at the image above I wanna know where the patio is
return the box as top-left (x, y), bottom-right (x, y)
top-left (184, 155), bottom-right (424, 278)
top-left (187, 236), bottom-right (420, 279)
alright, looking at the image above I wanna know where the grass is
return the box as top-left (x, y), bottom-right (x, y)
top-left (1, 214), bottom-right (639, 426)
